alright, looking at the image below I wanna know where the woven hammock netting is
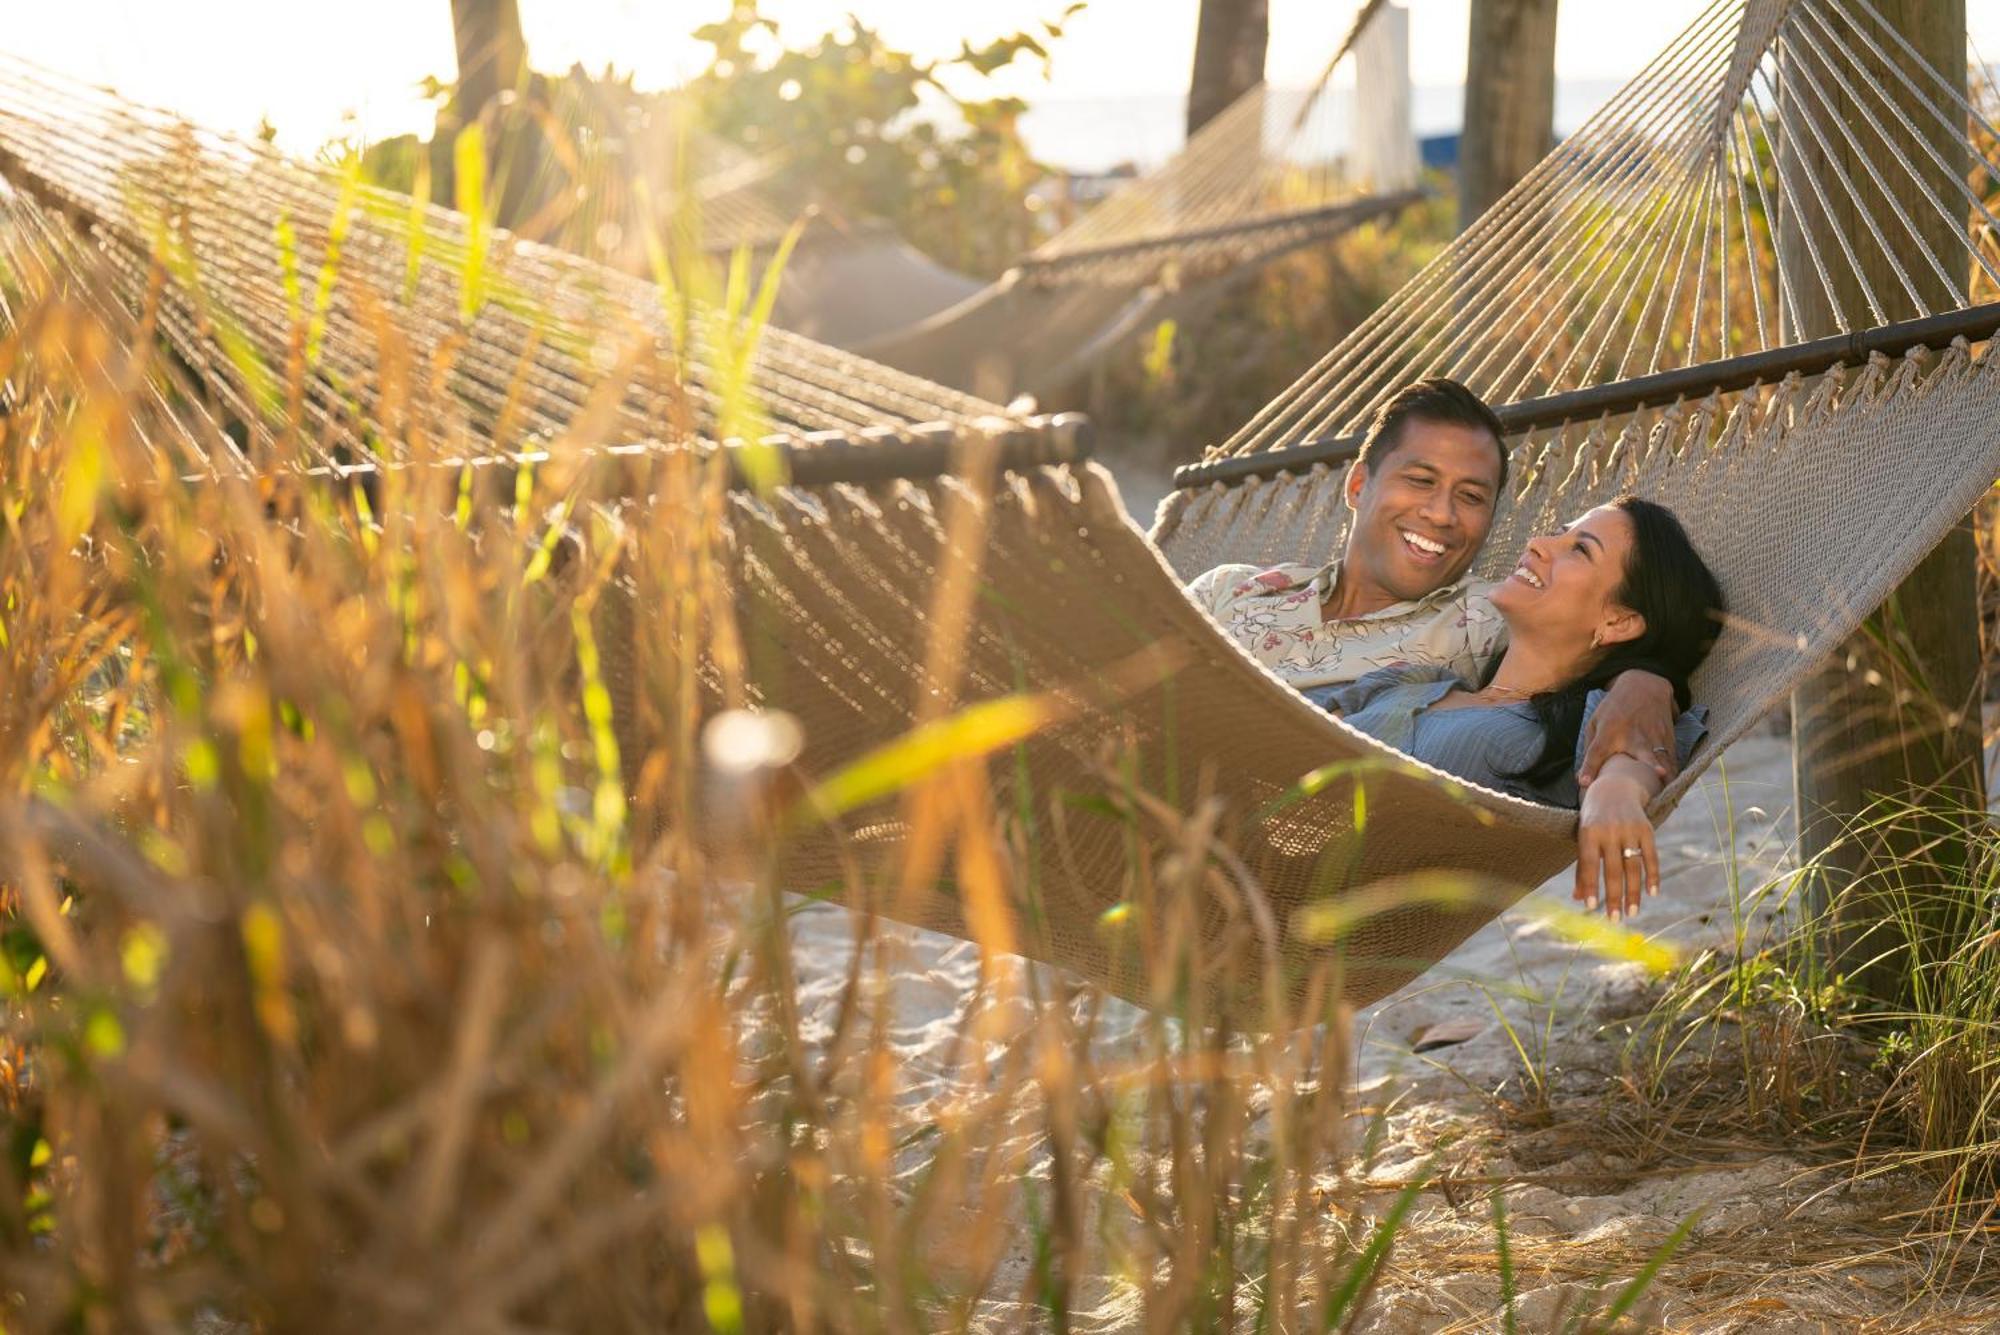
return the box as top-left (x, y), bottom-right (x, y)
top-left (1188, 0), bottom-right (2000, 459)
top-left (0, 50), bottom-right (1031, 477)
top-left (3, 0), bottom-right (2000, 1018)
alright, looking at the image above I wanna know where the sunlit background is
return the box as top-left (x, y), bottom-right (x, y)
top-left (17, 1), bottom-right (2000, 170)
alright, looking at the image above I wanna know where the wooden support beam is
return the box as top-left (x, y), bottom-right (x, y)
top-left (1458, 0), bottom-right (1558, 233)
top-left (1187, 0), bottom-right (1271, 139)
top-left (1170, 301), bottom-right (2000, 491)
top-left (1781, 0), bottom-right (1984, 1007)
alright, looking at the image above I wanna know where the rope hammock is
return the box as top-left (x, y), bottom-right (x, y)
top-left (0, 51), bottom-right (1073, 481)
top-left (772, 5), bottom-right (1425, 400)
top-left (704, 0), bottom-right (2000, 1010)
top-left (3, 0), bottom-right (1999, 1019)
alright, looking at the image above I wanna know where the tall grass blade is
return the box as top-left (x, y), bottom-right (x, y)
top-left (455, 125), bottom-right (492, 322)
top-left (1525, 902), bottom-right (1680, 975)
top-left (1320, 1160), bottom-right (1433, 1331)
top-left (1491, 1187), bottom-right (1518, 1335)
top-left (796, 692), bottom-right (1066, 823)
top-left (1594, 1209), bottom-right (1700, 1329)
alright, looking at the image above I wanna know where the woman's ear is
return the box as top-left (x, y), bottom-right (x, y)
top-left (1598, 605), bottom-right (1646, 648)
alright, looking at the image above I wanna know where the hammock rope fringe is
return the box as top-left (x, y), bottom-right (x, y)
top-left (1, 0), bottom-right (1997, 1016)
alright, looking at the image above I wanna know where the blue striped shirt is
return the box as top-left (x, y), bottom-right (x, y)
top-left (1303, 664), bottom-right (1707, 808)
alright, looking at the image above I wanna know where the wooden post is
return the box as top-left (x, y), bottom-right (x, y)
top-left (1354, 3), bottom-right (1420, 193)
top-left (1187, 0), bottom-right (1270, 139)
top-left (1458, 0), bottom-right (1558, 233)
top-left (450, 0), bottom-right (527, 125)
top-left (1780, 1), bottom-right (1984, 1005)
top-left (436, 0), bottom-right (543, 229)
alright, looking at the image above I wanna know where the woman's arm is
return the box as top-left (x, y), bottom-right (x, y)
top-left (1574, 753), bottom-right (1664, 919)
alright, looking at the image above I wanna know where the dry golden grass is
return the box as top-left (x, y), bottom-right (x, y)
top-left (0, 240), bottom-right (1454, 1331)
top-left (6, 121), bottom-right (2000, 1332)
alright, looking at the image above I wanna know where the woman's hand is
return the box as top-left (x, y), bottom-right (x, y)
top-left (1575, 755), bottom-right (1662, 919)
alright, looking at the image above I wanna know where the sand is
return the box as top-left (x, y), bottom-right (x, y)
top-left (772, 460), bottom-right (1998, 1330)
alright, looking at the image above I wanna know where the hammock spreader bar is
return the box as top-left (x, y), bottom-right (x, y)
top-left (1175, 300), bottom-right (2000, 491)
top-left (294, 412), bottom-right (1094, 496)
top-left (1012, 191), bottom-right (1427, 283)
top-left (1173, 305), bottom-right (2000, 491)
top-left (760, 412), bottom-right (1093, 486)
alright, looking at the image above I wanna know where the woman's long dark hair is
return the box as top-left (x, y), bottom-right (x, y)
top-left (1494, 497), bottom-right (1727, 788)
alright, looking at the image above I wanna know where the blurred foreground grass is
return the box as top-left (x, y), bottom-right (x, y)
top-left (2, 102), bottom-right (1998, 1331)
top-left (0, 212), bottom-right (1475, 1329)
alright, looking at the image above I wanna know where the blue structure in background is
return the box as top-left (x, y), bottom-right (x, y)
top-left (1420, 132), bottom-right (1460, 171)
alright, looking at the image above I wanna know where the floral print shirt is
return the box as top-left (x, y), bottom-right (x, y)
top-left (1185, 560), bottom-right (1507, 691)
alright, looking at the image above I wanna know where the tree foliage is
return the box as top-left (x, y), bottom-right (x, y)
top-left (355, 4), bottom-right (1085, 285)
top-left (686, 2), bottom-right (1087, 277)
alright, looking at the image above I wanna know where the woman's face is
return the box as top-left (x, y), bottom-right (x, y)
top-left (1489, 505), bottom-right (1640, 656)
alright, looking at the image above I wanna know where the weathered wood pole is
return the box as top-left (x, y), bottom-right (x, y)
top-left (437, 0), bottom-right (543, 227)
top-left (1781, 1), bottom-right (1985, 1005)
top-left (1458, 0), bottom-right (1558, 232)
top-left (450, 0), bottom-right (528, 124)
top-left (1354, 3), bottom-right (1420, 193)
top-left (1187, 0), bottom-right (1271, 138)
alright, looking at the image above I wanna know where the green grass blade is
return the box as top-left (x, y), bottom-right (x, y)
top-left (454, 125), bottom-right (491, 322)
top-left (1524, 902), bottom-right (1680, 975)
top-left (1320, 1159), bottom-right (1432, 1331)
top-left (1595, 1209), bottom-right (1699, 1328)
top-left (795, 693), bottom-right (1063, 823)
top-left (1492, 1187), bottom-right (1517, 1335)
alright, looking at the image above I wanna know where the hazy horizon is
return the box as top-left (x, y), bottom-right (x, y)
top-left (8, 3), bottom-right (2000, 172)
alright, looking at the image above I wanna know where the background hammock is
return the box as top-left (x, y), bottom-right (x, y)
top-left (2, 0), bottom-right (1997, 1020)
top-left (767, 4), bottom-right (1427, 403)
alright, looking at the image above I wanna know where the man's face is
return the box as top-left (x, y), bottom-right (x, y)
top-left (1342, 418), bottom-right (1502, 605)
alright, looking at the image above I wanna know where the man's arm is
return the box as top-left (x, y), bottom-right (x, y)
top-left (1576, 669), bottom-right (1680, 788)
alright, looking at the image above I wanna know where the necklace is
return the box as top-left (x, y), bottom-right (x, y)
top-left (1472, 683), bottom-right (1537, 703)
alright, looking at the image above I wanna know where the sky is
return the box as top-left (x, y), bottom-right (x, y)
top-left (9, 2), bottom-right (2000, 166)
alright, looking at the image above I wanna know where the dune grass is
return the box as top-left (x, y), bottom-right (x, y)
top-left (0, 138), bottom-right (1758, 1327)
top-left (0, 206), bottom-right (1331, 1330)
top-left (17, 81), bottom-right (2000, 1330)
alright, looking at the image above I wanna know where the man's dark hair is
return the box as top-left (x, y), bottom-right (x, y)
top-left (1354, 377), bottom-right (1508, 493)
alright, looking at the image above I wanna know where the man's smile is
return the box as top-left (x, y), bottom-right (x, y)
top-left (1399, 528), bottom-right (1451, 563)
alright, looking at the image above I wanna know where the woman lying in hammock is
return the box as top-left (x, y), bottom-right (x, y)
top-left (1307, 497), bottom-right (1724, 922)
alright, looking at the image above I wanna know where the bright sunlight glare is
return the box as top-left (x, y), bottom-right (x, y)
top-left (10, 3), bottom-right (2000, 164)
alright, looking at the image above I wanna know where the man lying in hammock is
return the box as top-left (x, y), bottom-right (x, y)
top-left (1187, 378), bottom-right (1709, 919)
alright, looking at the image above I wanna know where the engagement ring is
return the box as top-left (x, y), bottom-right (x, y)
top-left (1620, 846), bottom-right (1642, 859)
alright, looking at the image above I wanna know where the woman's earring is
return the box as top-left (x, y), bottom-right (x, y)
top-left (1590, 629), bottom-right (1604, 650)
